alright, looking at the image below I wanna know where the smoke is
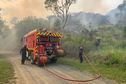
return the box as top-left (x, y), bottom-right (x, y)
top-left (0, 28), bottom-right (18, 51)
top-left (0, 0), bottom-right (123, 21)
top-left (70, 0), bottom-right (123, 15)
top-left (0, 0), bottom-right (50, 51)
top-left (0, 0), bottom-right (50, 20)
top-left (0, 0), bottom-right (123, 51)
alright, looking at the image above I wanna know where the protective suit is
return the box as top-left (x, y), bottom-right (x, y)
top-left (20, 46), bottom-right (28, 64)
top-left (79, 46), bottom-right (84, 63)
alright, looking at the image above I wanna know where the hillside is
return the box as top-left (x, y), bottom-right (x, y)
top-left (107, 1), bottom-right (126, 25)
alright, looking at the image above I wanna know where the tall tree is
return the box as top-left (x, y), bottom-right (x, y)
top-left (15, 16), bottom-right (49, 43)
top-left (118, 2), bottom-right (125, 26)
top-left (45, 0), bottom-right (76, 29)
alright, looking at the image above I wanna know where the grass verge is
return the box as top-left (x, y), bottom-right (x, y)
top-left (58, 57), bottom-right (126, 83)
top-left (0, 56), bottom-right (15, 84)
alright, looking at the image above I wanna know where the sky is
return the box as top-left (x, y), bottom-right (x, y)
top-left (70, 0), bottom-right (123, 14)
top-left (0, 0), bottom-right (124, 21)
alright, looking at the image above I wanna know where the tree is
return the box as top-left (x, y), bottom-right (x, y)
top-left (0, 20), bottom-right (8, 37)
top-left (123, 26), bottom-right (126, 37)
top-left (118, 3), bottom-right (125, 26)
top-left (45, 0), bottom-right (76, 29)
top-left (0, 20), bottom-right (5, 32)
top-left (15, 16), bottom-right (49, 45)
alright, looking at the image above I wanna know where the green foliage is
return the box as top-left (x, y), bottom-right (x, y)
top-left (45, 0), bottom-right (58, 7)
top-left (44, 0), bottom-right (76, 29)
top-left (61, 25), bottom-right (126, 83)
top-left (0, 56), bottom-right (14, 84)
top-left (15, 16), bottom-right (49, 44)
top-left (58, 57), bottom-right (126, 83)
top-left (123, 26), bottom-right (126, 37)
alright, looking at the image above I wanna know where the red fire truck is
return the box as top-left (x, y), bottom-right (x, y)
top-left (23, 29), bottom-right (64, 66)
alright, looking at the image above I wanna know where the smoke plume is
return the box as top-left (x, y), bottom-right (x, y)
top-left (0, 0), bottom-right (50, 21)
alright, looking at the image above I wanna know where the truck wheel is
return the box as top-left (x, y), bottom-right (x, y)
top-left (30, 54), bottom-right (34, 64)
top-left (36, 57), bottom-right (42, 67)
top-left (51, 57), bottom-right (57, 63)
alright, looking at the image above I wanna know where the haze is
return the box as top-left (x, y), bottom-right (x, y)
top-left (0, 0), bottom-right (123, 21)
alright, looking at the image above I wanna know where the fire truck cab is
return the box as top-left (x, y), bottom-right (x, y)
top-left (23, 29), bottom-right (64, 66)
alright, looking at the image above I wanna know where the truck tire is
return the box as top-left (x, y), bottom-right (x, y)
top-left (36, 57), bottom-right (42, 67)
top-left (30, 54), bottom-right (34, 64)
top-left (51, 57), bottom-right (57, 63)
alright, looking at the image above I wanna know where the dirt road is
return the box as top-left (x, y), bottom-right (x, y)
top-left (6, 53), bottom-right (117, 84)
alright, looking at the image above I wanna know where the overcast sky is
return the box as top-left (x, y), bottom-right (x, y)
top-left (0, 0), bottom-right (123, 21)
top-left (70, 0), bottom-right (123, 14)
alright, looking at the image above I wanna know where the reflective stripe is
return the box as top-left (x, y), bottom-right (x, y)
top-left (37, 32), bottom-right (62, 38)
top-left (46, 32), bottom-right (49, 36)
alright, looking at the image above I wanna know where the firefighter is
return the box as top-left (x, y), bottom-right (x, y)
top-left (20, 45), bottom-right (28, 64)
top-left (79, 46), bottom-right (84, 63)
top-left (95, 38), bottom-right (101, 49)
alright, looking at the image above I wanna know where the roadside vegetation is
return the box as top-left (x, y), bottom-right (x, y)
top-left (58, 57), bottom-right (126, 83)
top-left (0, 56), bottom-right (15, 84)
top-left (0, 14), bottom-right (126, 83)
top-left (58, 26), bottom-right (126, 83)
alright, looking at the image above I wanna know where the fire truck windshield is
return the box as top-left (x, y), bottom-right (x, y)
top-left (39, 36), bottom-right (49, 42)
top-left (38, 36), bottom-right (59, 43)
top-left (49, 36), bottom-right (59, 43)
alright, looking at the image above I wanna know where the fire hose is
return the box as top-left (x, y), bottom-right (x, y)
top-left (43, 55), bottom-right (102, 83)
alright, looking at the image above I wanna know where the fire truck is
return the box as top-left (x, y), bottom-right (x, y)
top-left (23, 29), bottom-right (64, 66)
